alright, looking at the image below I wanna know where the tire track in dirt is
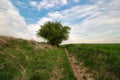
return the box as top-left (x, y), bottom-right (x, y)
top-left (65, 48), bottom-right (83, 80)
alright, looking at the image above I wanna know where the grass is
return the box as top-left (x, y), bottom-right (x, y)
top-left (0, 36), bottom-right (76, 80)
top-left (64, 44), bottom-right (120, 80)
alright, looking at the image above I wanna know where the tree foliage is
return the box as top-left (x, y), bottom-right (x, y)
top-left (37, 21), bottom-right (71, 46)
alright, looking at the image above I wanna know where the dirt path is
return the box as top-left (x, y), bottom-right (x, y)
top-left (65, 49), bottom-right (83, 80)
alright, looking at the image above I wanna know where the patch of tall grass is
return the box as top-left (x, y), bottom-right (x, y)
top-left (0, 36), bottom-right (76, 80)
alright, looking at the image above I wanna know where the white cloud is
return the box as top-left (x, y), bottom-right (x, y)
top-left (36, 0), bottom-right (120, 43)
top-left (29, 0), bottom-right (67, 10)
top-left (0, 0), bottom-right (120, 43)
top-left (0, 0), bottom-right (41, 41)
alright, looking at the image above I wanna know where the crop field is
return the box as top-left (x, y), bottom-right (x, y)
top-left (65, 44), bottom-right (120, 80)
top-left (0, 36), bottom-right (76, 80)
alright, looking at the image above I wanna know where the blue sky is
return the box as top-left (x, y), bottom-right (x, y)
top-left (11, 0), bottom-right (92, 24)
top-left (0, 0), bottom-right (120, 43)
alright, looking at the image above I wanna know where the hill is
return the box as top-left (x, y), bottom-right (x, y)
top-left (1, 36), bottom-right (120, 80)
top-left (0, 36), bottom-right (76, 80)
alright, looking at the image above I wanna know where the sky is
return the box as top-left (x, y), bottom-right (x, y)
top-left (0, 0), bottom-right (120, 44)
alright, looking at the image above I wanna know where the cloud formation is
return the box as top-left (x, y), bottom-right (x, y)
top-left (29, 0), bottom-right (67, 10)
top-left (35, 0), bottom-right (120, 43)
top-left (0, 0), bottom-right (41, 41)
top-left (31, 0), bottom-right (120, 43)
top-left (0, 0), bottom-right (120, 43)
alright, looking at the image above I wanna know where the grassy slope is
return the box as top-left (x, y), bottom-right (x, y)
top-left (65, 44), bottom-right (120, 80)
top-left (0, 36), bottom-right (76, 80)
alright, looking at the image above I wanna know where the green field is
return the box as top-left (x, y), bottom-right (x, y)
top-left (0, 36), bottom-right (76, 80)
top-left (65, 44), bottom-right (120, 80)
top-left (1, 36), bottom-right (120, 80)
